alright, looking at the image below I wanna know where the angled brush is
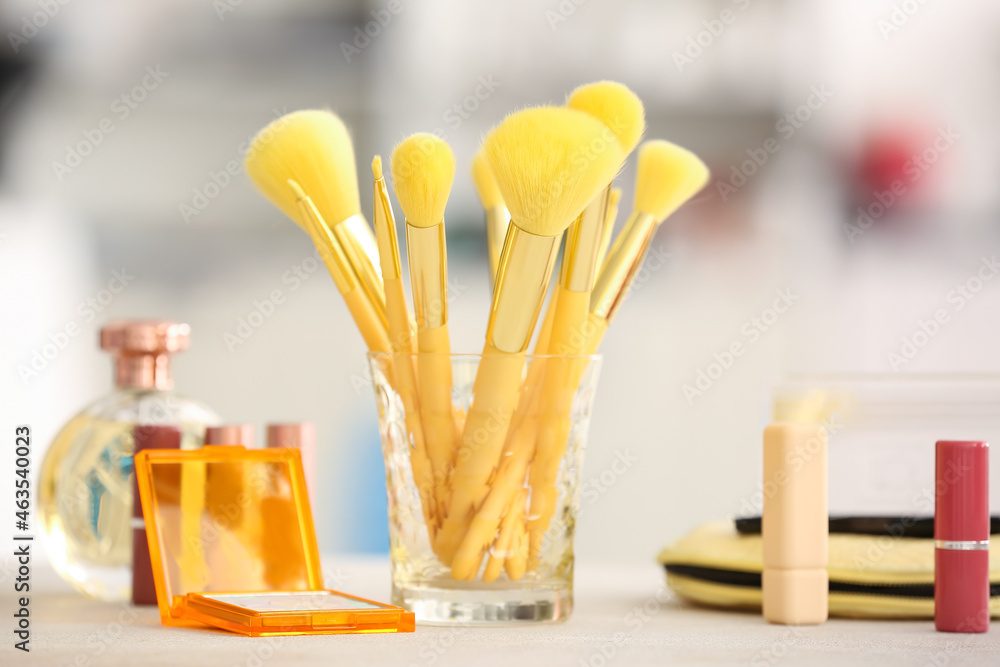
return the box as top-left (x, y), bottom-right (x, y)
top-left (441, 106), bottom-right (624, 578)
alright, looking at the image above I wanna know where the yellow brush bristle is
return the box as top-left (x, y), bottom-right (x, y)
top-left (372, 154), bottom-right (383, 180)
top-left (245, 109), bottom-right (361, 227)
top-left (471, 150), bottom-right (503, 209)
top-left (634, 140), bottom-right (710, 221)
top-left (567, 81), bottom-right (645, 155)
top-left (390, 133), bottom-right (456, 228)
top-left (483, 106), bottom-right (625, 238)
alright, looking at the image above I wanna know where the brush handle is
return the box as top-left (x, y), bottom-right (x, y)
top-left (505, 505), bottom-right (528, 581)
top-left (583, 313), bottom-right (609, 355)
top-left (448, 301), bottom-right (558, 578)
top-left (524, 287), bottom-right (593, 565)
top-left (336, 215), bottom-right (388, 323)
top-left (343, 289), bottom-right (391, 354)
top-left (298, 194), bottom-right (391, 353)
top-left (416, 324), bottom-right (457, 521)
top-left (481, 487), bottom-right (524, 582)
top-left (449, 412), bottom-right (538, 580)
top-left (436, 343), bottom-right (526, 568)
top-left (384, 277), bottom-right (437, 540)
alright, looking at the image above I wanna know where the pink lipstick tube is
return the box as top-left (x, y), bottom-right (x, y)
top-left (935, 440), bottom-right (990, 633)
top-left (267, 423), bottom-right (316, 492)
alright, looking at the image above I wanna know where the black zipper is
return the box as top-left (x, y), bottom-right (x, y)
top-left (663, 564), bottom-right (1000, 599)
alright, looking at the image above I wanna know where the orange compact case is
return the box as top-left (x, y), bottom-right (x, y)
top-left (134, 445), bottom-right (414, 636)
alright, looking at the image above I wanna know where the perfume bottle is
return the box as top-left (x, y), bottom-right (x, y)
top-left (38, 320), bottom-right (220, 601)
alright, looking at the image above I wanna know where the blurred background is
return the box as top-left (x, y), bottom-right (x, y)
top-left (2, 0), bottom-right (999, 564)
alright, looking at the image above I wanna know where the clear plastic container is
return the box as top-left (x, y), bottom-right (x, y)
top-left (772, 374), bottom-right (1000, 516)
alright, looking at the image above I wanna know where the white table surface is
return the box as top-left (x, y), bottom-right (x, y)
top-left (5, 556), bottom-right (999, 666)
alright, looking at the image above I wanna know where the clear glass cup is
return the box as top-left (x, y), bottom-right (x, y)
top-left (368, 352), bottom-right (601, 625)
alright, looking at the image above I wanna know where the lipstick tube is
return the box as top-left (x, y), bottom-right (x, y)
top-left (935, 440), bottom-right (990, 633)
top-left (132, 424), bottom-right (181, 605)
top-left (762, 422), bottom-right (828, 625)
top-left (205, 424), bottom-right (255, 447)
top-left (267, 423), bottom-right (316, 493)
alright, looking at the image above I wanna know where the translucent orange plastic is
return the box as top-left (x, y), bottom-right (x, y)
top-left (134, 445), bottom-right (414, 636)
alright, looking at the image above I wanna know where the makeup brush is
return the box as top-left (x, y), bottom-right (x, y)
top-left (390, 133), bottom-right (458, 521)
top-left (245, 110), bottom-right (387, 330)
top-left (371, 156), bottom-right (437, 538)
top-left (586, 140), bottom-right (710, 352)
top-left (440, 106), bottom-right (625, 577)
top-left (540, 81), bottom-right (644, 361)
top-left (595, 187), bottom-right (622, 272)
top-left (458, 82), bottom-right (643, 574)
top-left (289, 180), bottom-right (391, 353)
top-left (522, 140), bottom-right (709, 562)
top-left (471, 150), bottom-right (510, 291)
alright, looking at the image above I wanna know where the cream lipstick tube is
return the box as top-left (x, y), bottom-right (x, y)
top-left (762, 422), bottom-right (828, 625)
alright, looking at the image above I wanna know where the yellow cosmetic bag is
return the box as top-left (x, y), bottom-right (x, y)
top-left (659, 520), bottom-right (999, 619)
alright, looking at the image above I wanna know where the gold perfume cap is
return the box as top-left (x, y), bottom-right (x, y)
top-left (100, 320), bottom-right (190, 390)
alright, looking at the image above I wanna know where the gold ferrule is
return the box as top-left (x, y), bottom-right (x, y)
top-left (295, 194), bottom-right (356, 294)
top-left (560, 185), bottom-right (612, 293)
top-left (372, 176), bottom-right (402, 281)
top-left (406, 223), bottom-right (449, 329)
top-left (595, 190), bottom-right (621, 272)
top-left (488, 225), bottom-right (561, 354)
top-left (485, 204), bottom-right (511, 291)
top-left (590, 210), bottom-right (658, 322)
top-left (333, 214), bottom-right (387, 316)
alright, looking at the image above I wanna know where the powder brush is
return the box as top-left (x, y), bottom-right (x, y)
top-left (441, 106), bottom-right (624, 577)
